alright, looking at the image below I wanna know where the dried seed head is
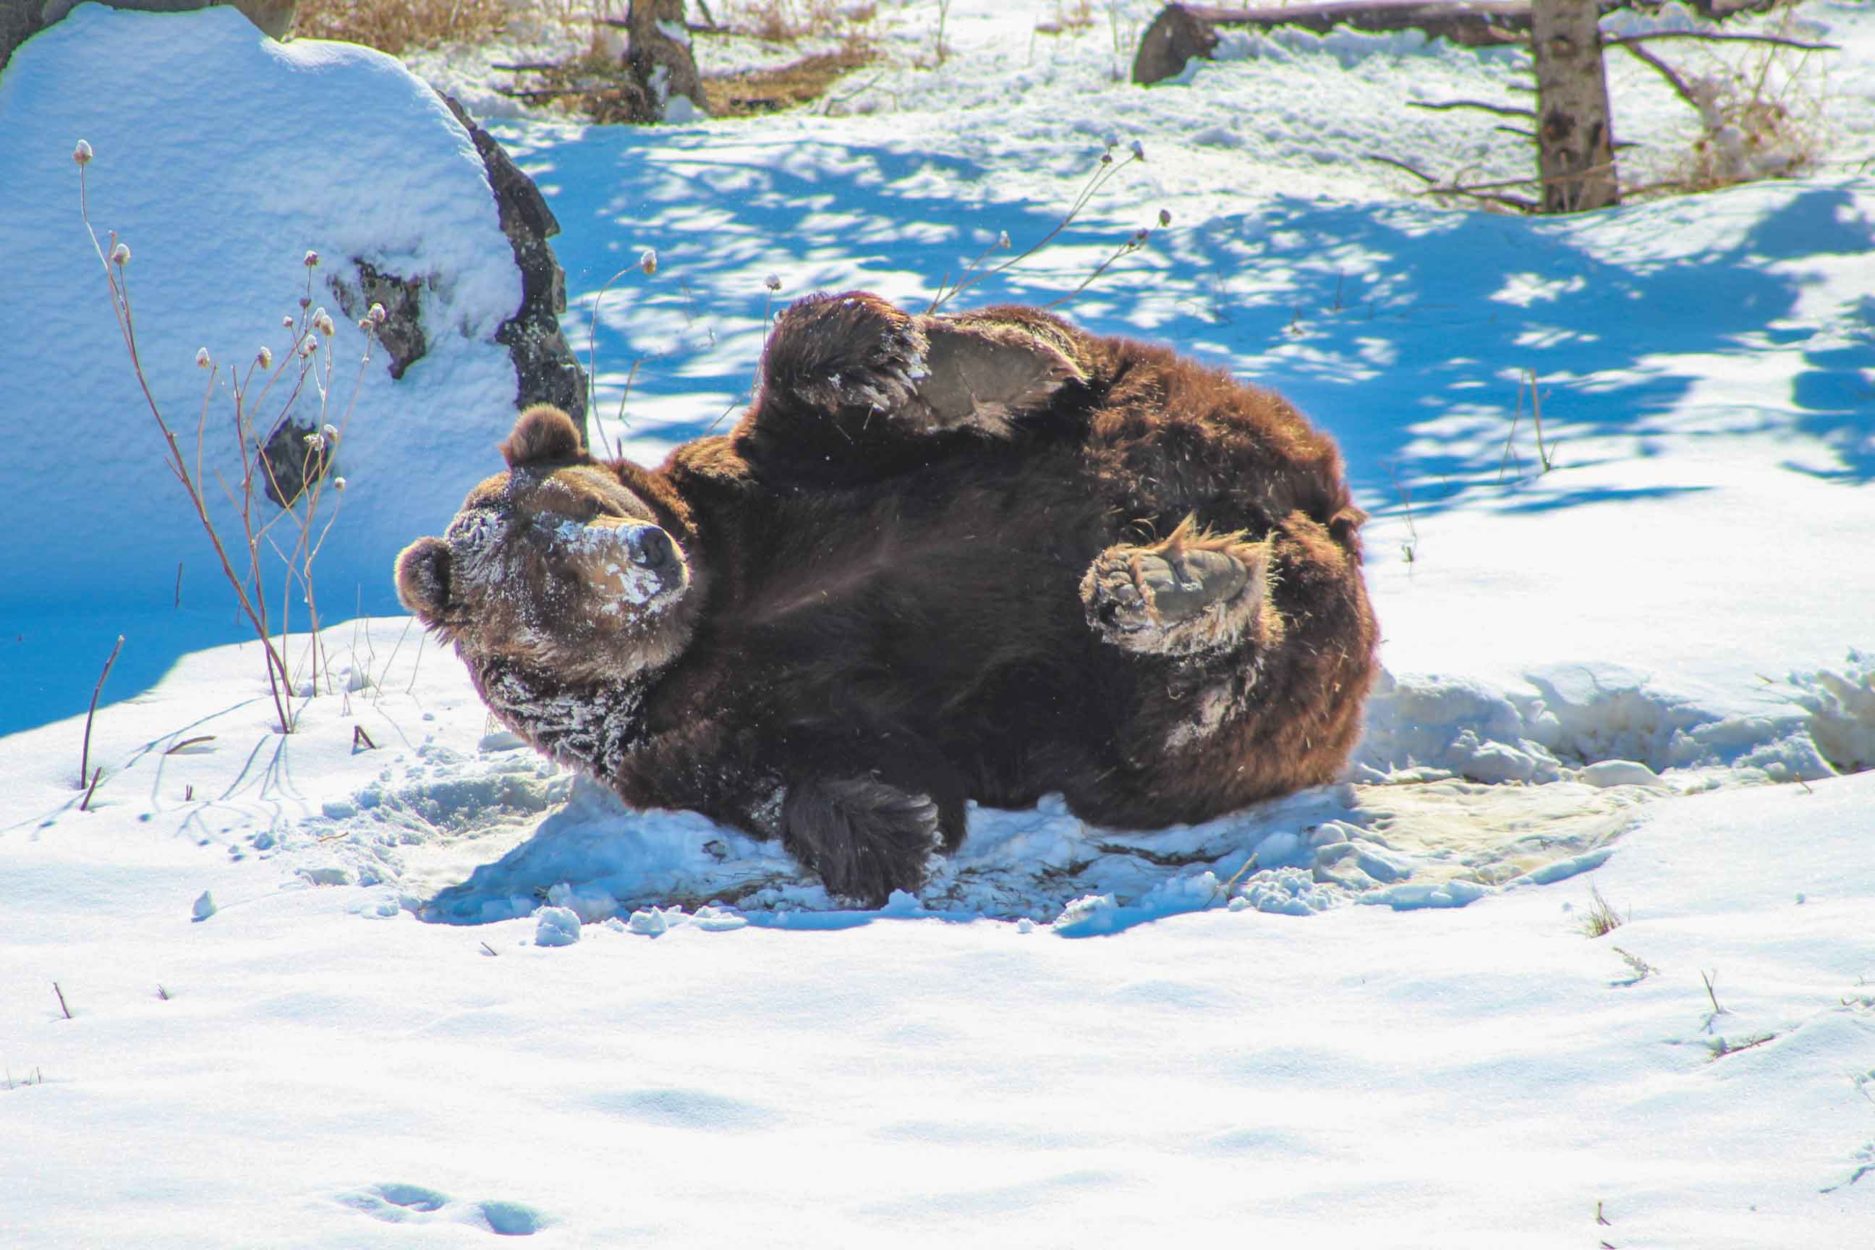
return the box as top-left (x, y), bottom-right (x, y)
top-left (299, 333), bottom-right (318, 357)
top-left (303, 431), bottom-right (327, 451)
top-left (258, 346), bottom-right (274, 369)
top-left (321, 423), bottom-right (339, 444)
top-left (998, 230), bottom-right (1011, 248)
top-left (1158, 208), bottom-right (1172, 227)
top-left (303, 250), bottom-right (319, 268)
top-left (298, 296), bottom-right (311, 310)
top-left (1130, 139), bottom-right (1146, 160)
top-left (73, 139), bottom-right (93, 166)
top-left (332, 476), bottom-right (347, 492)
top-left (368, 302), bottom-right (387, 325)
top-left (764, 273), bottom-right (782, 292)
top-left (281, 314), bottom-right (295, 329)
top-left (312, 308), bottom-right (335, 337)
top-left (1100, 152), bottom-right (1113, 165)
top-left (639, 248), bottom-right (658, 276)
top-left (195, 348), bottom-right (211, 369)
top-left (110, 241), bottom-right (130, 266)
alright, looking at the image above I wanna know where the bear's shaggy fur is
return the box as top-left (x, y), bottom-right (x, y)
top-left (396, 293), bottom-right (1378, 904)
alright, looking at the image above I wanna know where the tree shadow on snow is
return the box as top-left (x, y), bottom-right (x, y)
top-left (507, 121), bottom-right (1875, 515)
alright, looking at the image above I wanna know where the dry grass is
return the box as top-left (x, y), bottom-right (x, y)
top-left (1036, 0), bottom-right (1096, 36)
top-left (702, 43), bottom-right (875, 116)
top-left (1581, 884), bottom-right (1626, 938)
top-left (716, 0), bottom-right (869, 43)
top-left (294, 0), bottom-right (508, 54)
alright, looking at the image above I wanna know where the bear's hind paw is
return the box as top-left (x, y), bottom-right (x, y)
top-left (1082, 520), bottom-right (1274, 657)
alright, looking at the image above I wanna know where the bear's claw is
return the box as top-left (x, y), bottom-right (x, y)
top-left (1082, 525), bottom-right (1271, 657)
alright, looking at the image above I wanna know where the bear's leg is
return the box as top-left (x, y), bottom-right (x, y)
top-left (1081, 518), bottom-right (1277, 658)
top-left (780, 776), bottom-right (950, 906)
top-left (746, 293), bottom-right (1085, 455)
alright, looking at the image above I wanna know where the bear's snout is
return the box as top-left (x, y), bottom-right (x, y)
top-left (628, 525), bottom-right (677, 573)
top-left (553, 519), bottom-right (690, 612)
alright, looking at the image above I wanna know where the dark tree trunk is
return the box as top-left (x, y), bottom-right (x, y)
top-left (628, 0), bottom-right (706, 120)
top-left (1531, 0), bottom-right (1618, 211)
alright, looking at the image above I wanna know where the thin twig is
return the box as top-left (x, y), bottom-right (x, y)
top-left (585, 263), bottom-right (654, 458)
top-left (1042, 227), bottom-right (1155, 309)
top-left (1620, 39), bottom-right (1700, 108)
top-left (1604, 31), bottom-right (1837, 53)
top-left (1366, 154), bottom-right (1538, 211)
top-left (1215, 851), bottom-right (1262, 903)
top-left (1407, 98), bottom-right (1534, 119)
top-left (928, 148), bottom-right (1143, 313)
top-left (1702, 969), bottom-right (1729, 1016)
top-left (80, 163), bottom-right (296, 732)
top-left (1528, 368), bottom-right (1555, 471)
top-left (79, 767), bottom-right (104, 812)
top-left (80, 634), bottom-right (124, 790)
top-left (53, 982), bottom-right (72, 1020)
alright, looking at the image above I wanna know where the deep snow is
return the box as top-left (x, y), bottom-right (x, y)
top-left (2, 1), bottom-right (1875, 1246)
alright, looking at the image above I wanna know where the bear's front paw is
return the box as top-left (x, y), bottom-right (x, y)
top-left (1082, 520), bottom-right (1274, 657)
top-left (780, 775), bottom-right (943, 906)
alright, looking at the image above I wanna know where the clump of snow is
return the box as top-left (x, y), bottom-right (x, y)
top-left (1793, 651), bottom-right (1875, 775)
top-left (1232, 866), bottom-right (1340, 916)
top-left (1580, 759), bottom-right (1665, 789)
top-left (533, 904), bottom-right (581, 945)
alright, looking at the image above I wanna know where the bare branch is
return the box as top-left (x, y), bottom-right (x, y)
top-left (1619, 39), bottom-right (1699, 108)
top-left (1603, 31), bottom-right (1837, 54)
top-left (1408, 97), bottom-right (1535, 120)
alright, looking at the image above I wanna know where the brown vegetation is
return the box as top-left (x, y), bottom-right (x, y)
top-left (294, 0), bottom-right (508, 54)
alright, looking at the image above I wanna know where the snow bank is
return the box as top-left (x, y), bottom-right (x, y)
top-left (0, 6), bottom-right (520, 726)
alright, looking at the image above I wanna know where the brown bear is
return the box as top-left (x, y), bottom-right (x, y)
top-left (395, 293), bottom-right (1378, 905)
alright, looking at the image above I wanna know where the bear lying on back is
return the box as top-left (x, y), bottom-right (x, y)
top-left (396, 293), bottom-right (1378, 905)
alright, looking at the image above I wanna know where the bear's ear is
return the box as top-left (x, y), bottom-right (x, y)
top-left (500, 405), bottom-right (588, 468)
top-left (394, 536), bottom-right (453, 623)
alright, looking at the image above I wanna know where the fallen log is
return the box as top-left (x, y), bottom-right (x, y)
top-left (1130, 0), bottom-right (1785, 85)
top-left (1133, 1), bottom-right (1533, 84)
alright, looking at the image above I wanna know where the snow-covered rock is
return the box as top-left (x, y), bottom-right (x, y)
top-left (0, 6), bottom-right (520, 624)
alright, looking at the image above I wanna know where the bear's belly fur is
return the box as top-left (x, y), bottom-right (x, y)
top-left (622, 419), bottom-right (1371, 839)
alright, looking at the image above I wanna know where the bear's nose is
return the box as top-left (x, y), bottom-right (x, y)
top-left (629, 525), bottom-right (676, 570)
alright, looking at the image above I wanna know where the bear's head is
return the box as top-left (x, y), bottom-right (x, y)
top-left (394, 406), bottom-right (700, 687)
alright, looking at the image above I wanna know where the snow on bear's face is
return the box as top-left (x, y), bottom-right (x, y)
top-left (395, 406), bottom-right (698, 686)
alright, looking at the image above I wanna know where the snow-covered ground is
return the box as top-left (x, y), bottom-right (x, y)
top-left (3, 2), bottom-right (1874, 1245)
